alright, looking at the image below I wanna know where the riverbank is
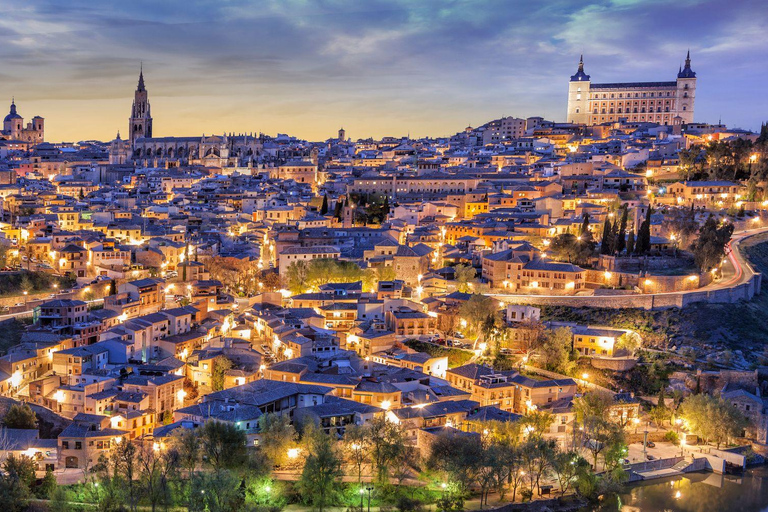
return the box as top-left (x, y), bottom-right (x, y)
top-left (585, 465), bottom-right (768, 511)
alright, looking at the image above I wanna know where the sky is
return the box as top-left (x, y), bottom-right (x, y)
top-left (0, 0), bottom-right (765, 142)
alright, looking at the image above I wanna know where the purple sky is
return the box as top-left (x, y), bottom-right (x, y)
top-left (0, 0), bottom-right (765, 142)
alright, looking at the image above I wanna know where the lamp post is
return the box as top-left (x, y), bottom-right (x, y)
top-left (365, 486), bottom-right (373, 512)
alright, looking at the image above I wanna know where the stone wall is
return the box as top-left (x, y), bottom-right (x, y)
top-left (590, 356), bottom-right (637, 372)
top-left (494, 270), bottom-right (760, 311)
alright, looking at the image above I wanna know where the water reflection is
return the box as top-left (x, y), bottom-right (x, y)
top-left (588, 467), bottom-right (768, 511)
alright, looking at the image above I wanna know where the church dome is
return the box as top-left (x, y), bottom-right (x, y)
top-left (4, 100), bottom-right (21, 123)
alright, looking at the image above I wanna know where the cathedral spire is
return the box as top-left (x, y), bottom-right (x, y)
top-left (137, 63), bottom-right (146, 92)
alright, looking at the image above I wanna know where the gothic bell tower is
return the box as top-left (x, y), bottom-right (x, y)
top-left (129, 65), bottom-right (152, 147)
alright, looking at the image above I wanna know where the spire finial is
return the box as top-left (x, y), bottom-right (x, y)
top-left (137, 63), bottom-right (146, 91)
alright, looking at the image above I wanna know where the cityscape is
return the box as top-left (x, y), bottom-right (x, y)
top-left (1, 2), bottom-right (768, 512)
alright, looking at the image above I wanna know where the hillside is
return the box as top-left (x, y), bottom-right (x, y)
top-left (542, 237), bottom-right (768, 368)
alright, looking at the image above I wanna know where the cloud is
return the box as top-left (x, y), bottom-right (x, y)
top-left (0, 0), bottom-right (764, 140)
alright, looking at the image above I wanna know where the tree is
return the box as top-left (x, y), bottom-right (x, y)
top-left (521, 410), bottom-right (555, 439)
top-left (626, 231), bottom-right (635, 256)
top-left (36, 468), bottom-right (58, 499)
top-left (649, 405), bottom-right (671, 428)
top-left (0, 455), bottom-right (35, 512)
top-left (211, 355), bottom-right (232, 392)
top-left (170, 427), bottom-right (199, 475)
top-left (516, 318), bottom-right (546, 356)
top-left (615, 206), bottom-right (628, 254)
top-left (691, 216), bottom-right (734, 272)
top-left (539, 326), bottom-right (575, 374)
top-left (549, 233), bottom-right (594, 266)
top-left (200, 420), bottom-right (248, 472)
top-left (679, 394), bottom-right (748, 448)
top-left (367, 416), bottom-right (407, 485)
top-left (110, 437), bottom-right (139, 512)
top-left (551, 451), bottom-right (588, 496)
top-left (297, 426), bottom-right (343, 511)
top-left (285, 260), bottom-right (309, 294)
top-left (342, 424), bottom-right (370, 486)
top-left (427, 432), bottom-right (482, 493)
top-left (616, 331), bottom-right (641, 355)
top-left (189, 469), bottom-right (242, 512)
top-left (320, 194), bottom-right (329, 215)
top-left (3, 403), bottom-right (37, 429)
top-left (453, 264), bottom-right (476, 293)
top-left (600, 216), bottom-right (613, 255)
top-left (137, 440), bottom-right (180, 512)
top-left (258, 413), bottom-right (297, 469)
top-left (459, 294), bottom-right (500, 346)
top-left (636, 207), bottom-right (652, 254)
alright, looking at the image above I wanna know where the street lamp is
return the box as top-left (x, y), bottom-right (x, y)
top-left (675, 418), bottom-right (682, 433)
top-left (365, 486), bottom-right (374, 512)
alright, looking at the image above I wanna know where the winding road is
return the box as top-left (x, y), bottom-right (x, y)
top-left (488, 226), bottom-right (768, 305)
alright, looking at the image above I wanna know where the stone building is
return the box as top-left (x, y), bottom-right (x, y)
top-left (1, 99), bottom-right (44, 143)
top-left (567, 52), bottom-right (696, 126)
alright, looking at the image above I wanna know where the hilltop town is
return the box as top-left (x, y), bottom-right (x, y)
top-left (0, 55), bottom-right (767, 510)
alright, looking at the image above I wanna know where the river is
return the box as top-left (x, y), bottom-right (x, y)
top-left (587, 466), bottom-right (768, 511)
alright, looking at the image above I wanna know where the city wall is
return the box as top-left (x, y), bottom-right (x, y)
top-left (496, 273), bottom-right (760, 311)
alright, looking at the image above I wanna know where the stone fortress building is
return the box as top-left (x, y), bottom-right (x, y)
top-left (110, 67), bottom-right (262, 168)
top-left (567, 52), bottom-right (696, 126)
top-left (1, 99), bottom-right (44, 143)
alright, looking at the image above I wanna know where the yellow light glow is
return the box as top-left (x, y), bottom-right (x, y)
top-left (380, 400), bottom-right (391, 410)
top-left (287, 448), bottom-right (300, 459)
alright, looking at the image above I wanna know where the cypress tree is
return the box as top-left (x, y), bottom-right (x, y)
top-left (616, 206), bottom-right (629, 254)
top-left (601, 216), bottom-right (613, 255)
top-left (580, 213), bottom-right (590, 237)
top-left (626, 231), bottom-right (635, 255)
top-left (333, 199), bottom-right (343, 220)
top-left (637, 207), bottom-right (653, 254)
top-left (320, 194), bottom-right (329, 215)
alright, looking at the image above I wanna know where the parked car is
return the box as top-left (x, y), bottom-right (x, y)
top-left (646, 455), bottom-right (656, 461)
top-left (646, 441), bottom-right (656, 448)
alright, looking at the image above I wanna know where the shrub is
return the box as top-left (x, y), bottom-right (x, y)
top-left (664, 430), bottom-right (680, 445)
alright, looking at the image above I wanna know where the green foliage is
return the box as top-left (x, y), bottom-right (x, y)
top-left (0, 270), bottom-right (73, 297)
top-left (403, 340), bottom-right (472, 368)
top-left (246, 476), bottom-right (287, 511)
top-left (258, 413), bottom-right (297, 469)
top-left (188, 470), bottom-right (244, 512)
top-left (286, 258), bottom-right (369, 294)
top-left (692, 215), bottom-right (735, 272)
top-left (0, 455), bottom-right (35, 512)
top-left (36, 468), bottom-right (58, 499)
top-left (636, 207), bottom-right (652, 254)
top-left (211, 355), bottom-right (233, 392)
top-left (549, 233), bottom-right (595, 266)
top-left (297, 426), bottom-right (343, 511)
top-left (3, 403), bottom-right (38, 429)
top-left (200, 420), bottom-right (248, 471)
top-left (539, 326), bottom-right (576, 374)
top-left (664, 430), bottom-right (680, 445)
top-left (458, 294), bottom-right (500, 342)
top-left (453, 264), bottom-right (476, 293)
top-left (679, 394), bottom-right (749, 448)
